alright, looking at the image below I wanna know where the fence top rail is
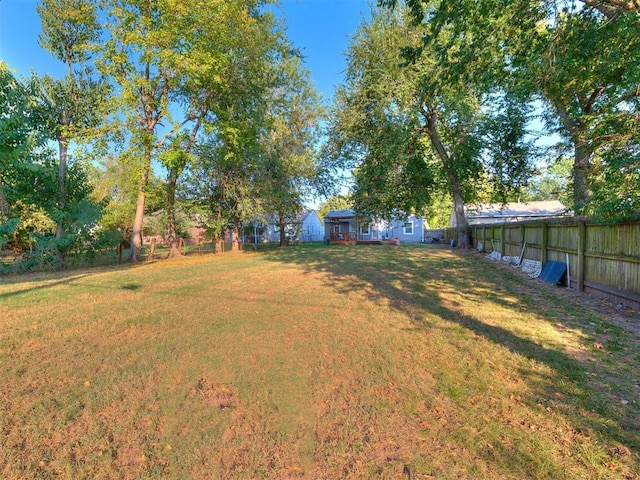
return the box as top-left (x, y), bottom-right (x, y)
top-left (470, 215), bottom-right (640, 229)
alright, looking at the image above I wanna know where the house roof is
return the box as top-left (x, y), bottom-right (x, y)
top-left (298, 211), bottom-right (317, 222)
top-left (465, 201), bottom-right (570, 224)
top-left (324, 209), bottom-right (356, 220)
top-left (262, 210), bottom-right (320, 225)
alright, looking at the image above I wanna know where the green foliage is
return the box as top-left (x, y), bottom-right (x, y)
top-left (175, 4), bottom-right (323, 245)
top-left (0, 63), bottom-right (49, 218)
top-left (35, 0), bottom-right (110, 251)
top-left (480, 94), bottom-right (538, 203)
top-left (185, 136), bottom-right (262, 239)
top-left (379, 0), bottom-right (640, 221)
top-left (328, 5), bottom-right (536, 238)
top-left (144, 209), bottom-right (192, 239)
top-left (326, 7), bottom-right (438, 220)
top-left (588, 147), bottom-right (640, 223)
top-left (317, 194), bottom-right (353, 221)
top-left (6, 202), bottom-right (57, 254)
top-left (0, 218), bottom-right (20, 250)
top-left (525, 157), bottom-right (573, 206)
top-left (89, 0), bottom-right (288, 259)
top-left (424, 192), bottom-right (453, 229)
top-left (259, 52), bottom-right (324, 230)
top-left (89, 153), bottom-right (164, 236)
top-left (4, 0), bottom-right (333, 265)
top-left (0, 63), bottom-right (84, 257)
top-left (37, 0), bottom-right (100, 66)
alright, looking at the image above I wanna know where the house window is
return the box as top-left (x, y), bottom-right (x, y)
top-left (403, 221), bottom-right (413, 235)
top-left (360, 224), bottom-right (370, 235)
top-left (332, 223), bottom-right (340, 233)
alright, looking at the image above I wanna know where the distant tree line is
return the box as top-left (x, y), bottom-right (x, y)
top-left (3, 0), bottom-right (638, 267)
top-left (1, 0), bottom-right (324, 270)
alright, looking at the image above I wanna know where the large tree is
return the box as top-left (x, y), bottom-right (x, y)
top-left (93, 0), bottom-right (179, 261)
top-left (522, 5), bottom-right (640, 215)
top-left (380, 0), bottom-right (640, 220)
top-left (260, 54), bottom-right (323, 247)
top-left (0, 64), bottom-right (33, 223)
top-left (36, 0), bottom-right (107, 244)
top-left (180, 7), bottom-right (323, 253)
top-left (160, 0), bottom-right (283, 256)
top-left (94, 0), bottom-right (283, 261)
top-left (328, 6), bottom-right (535, 246)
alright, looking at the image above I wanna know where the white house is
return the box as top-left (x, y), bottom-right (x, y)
top-left (298, 211), bottom-right (324, 242)
top-left (261, 210), bottom-right (324, 243)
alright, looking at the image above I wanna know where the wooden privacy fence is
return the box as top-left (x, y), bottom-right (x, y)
top-left (465, 218), bottom-right (640, 310)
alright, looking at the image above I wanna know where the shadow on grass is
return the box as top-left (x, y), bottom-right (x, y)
top-left (0, 273), bottom-right (91, 300)
top-left (259, 244), bottom-right (640, 454)
top-left (0, 257), bottom-right (163, 299)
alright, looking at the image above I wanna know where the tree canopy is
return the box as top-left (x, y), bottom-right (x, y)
top-left (377, 0), bottom-right (640, 222)
top-left (1, 0), bottom-right (325, 269)
top-left (325, 5), bottom-right (537, 245)
top-left (2, 0), bottom-right (638, 270)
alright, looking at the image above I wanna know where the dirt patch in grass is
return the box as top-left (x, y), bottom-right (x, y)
top-left (1, 246), bottom-right (639, 479)
top-left (189, 379), bottom-right (238, 409)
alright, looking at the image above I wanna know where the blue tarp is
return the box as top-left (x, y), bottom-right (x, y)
top-left (538, 261), bottom-right (567, 285)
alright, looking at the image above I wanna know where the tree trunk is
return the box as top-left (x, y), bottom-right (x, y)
top-left (213, 207), bottom-right (225, 253)
top-left (421, 103), bottom-right (469, 248)
top-left (56, 136), bottom-right (68, 240)
top-left (166, 240), bottom-right (183, 258)
top-left (149, 236), bottom-right (156, 260)
top-left (449, 174), bottom-right (469, 248)
top-left (231, 220), bottom-right (240, 252)
top-left (557, 106), bottom-right (592, 215)
top-left (279, 214), bottom-right (286, 247)
top-left (573, 138), bottom-right (591, 215)
top-left (130, 161), bottom-right (150, 262)
top-left (165, 166), bottom-right (183, 258)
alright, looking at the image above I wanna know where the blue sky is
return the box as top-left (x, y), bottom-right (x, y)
top-left (0, 0), bottom-right (371, 102)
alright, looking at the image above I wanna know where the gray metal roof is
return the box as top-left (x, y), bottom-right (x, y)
top-left (324, 210), bottom-right (356, 219)
top-left (466, 201), bottom-right (569, 217)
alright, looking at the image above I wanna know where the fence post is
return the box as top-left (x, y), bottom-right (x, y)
top-left (541, 222), bottom-right (548, 266)
top-left (482, 225), bottom-right (486, 250)
top-left (500, 222), bottom-right (505, 255)
top-left (577, 221), bottom-right (586, 292)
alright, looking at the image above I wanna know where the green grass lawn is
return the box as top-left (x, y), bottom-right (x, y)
top-left (1, 245), bottom-right (638, 479)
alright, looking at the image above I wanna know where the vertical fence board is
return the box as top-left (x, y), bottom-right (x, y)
top-left (469, 217), bottom-right (640, 307)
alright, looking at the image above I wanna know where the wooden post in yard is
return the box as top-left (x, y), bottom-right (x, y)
top-left (149, 237), bottom-right (156, 261)
top-left (577, 221), bottom-right (586, 292)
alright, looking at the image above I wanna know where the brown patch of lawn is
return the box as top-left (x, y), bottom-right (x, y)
top-left (0, 245), bottom-right (638, 479)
